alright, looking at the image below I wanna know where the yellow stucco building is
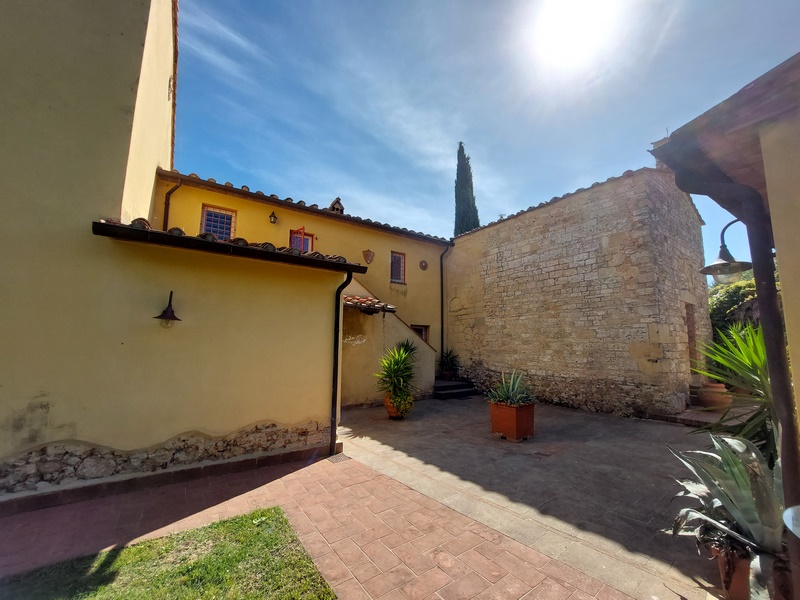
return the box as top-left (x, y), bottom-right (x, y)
top-left (0, 0), bottom-right (447, 498)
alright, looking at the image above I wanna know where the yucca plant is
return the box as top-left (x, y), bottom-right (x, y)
top-left (396, 338), bottom-right (419, 360)
top-left (670, 435), bottom-right (790, 599)
top-left (486, 371), bottom-right (537, 406)
top-left (375, 347), bottom-right (416, 416)
top-left (693, 323), bottom-right (779, 466)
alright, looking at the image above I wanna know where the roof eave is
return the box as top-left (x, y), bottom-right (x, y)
top-left (156, 168), bottom-right (453, 247)
top-left (92, 221), bottom-right (368, 274)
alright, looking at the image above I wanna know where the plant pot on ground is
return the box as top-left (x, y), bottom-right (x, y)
top-left (697, 382), bottom-right (732, 410)
top-left (670, 434), bottom-right (791, 599)
top-left (692, 323), bottom-right (779, 466)
top-left (487, 371), bottom-right (537, 442)
top-left (375, 346), bottom-right (416, 419)
top-left (438, 348), bottom-right (460, 380)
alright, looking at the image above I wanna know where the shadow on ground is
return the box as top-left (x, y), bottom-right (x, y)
top-left (340, 396), bottom-right (719, 594)
top-left (0, 459), bottom-right (313, 597)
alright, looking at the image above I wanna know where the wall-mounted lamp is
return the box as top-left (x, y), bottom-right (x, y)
top-left (700, 219), bottom-right (753, 284)
top-left (269, 211), bottom-right (278, 225)
top-left (154, 291), bottom-right (181, 328)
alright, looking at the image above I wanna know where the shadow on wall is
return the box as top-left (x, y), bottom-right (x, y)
top-left (339, 398), bottom-right (717, 592)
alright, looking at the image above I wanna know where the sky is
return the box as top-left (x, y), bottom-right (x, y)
top-left (174, 0), bottom-right (800, 267)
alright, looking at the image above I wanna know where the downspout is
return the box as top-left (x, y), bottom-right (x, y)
top-left (162, 180), bottom-right (182, 231)
top-left (439, 243), bottom-right (452, 354)
top-left (330, 271), bottom-right (353, 456)
top-left (672, 172), bottom-right (800, 592)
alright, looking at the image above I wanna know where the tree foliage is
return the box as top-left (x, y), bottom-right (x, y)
top-left (454, 142), bottom-right (480, 236)
top-left (708, 274), bottom-right (757, 335)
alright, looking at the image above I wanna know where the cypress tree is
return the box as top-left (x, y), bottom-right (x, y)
top-left (454, 142), bottom-right (480, 236)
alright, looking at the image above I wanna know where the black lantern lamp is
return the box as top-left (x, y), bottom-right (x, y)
top-left (269, 211), bottom-right (278, 224)
top-left (700, 219), bottom-right (753, 284)
top-left (154, 291), bottom-right (181, 328)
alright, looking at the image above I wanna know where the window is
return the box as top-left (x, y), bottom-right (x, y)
top-left (289, 227), bottom-right (314, 252)
top-left (201, 205), bottom-right (236, 240)
top-left (391, 251), bottom-right (405, 283)
top-left (410, 325), bottom-right (429, 343)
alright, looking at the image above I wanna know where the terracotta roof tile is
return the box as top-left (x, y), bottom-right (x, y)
top-left (157, 168), bottom-right (452, 246)
top-left (343, 295), bottom-right (397, 314)
top-left (453, 166), bottom-right (702, 238)
top-left (96, 218), bottom-right (363, 271)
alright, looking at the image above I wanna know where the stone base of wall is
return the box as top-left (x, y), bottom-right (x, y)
top-left (0, 421), bottom-right (329, 496)
top-left (464, 364), bottom-right (686, 416)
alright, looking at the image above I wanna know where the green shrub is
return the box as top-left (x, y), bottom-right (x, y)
top-left (375, 347), bottom-right (415, 416)
top-left (487, 371), bottom-right (536, 406)
top-left (708, 278), bottom-right (756, 337)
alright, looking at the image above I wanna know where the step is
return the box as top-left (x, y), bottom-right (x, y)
top-left (434, 387), bottom-right (480, 400)
top-left (433, 379), bottom-right (474, 390)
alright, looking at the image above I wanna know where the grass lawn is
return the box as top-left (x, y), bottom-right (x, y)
top-left (0, 506), bottom-right (335, 599)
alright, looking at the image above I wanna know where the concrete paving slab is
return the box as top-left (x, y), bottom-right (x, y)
top-left (339, 396), bottom-right (719, 598)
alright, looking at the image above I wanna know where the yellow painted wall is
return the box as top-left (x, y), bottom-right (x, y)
top-left (121, 0), bottom-right (175, 224)
top-left (341, 281), bottom-right (435, 406)
top-left (761, 116), bottom-right (800, 378)
top-left (0, 1), bottom-right (344, 458)
top-left (159, 180), bottom-right (448, 352)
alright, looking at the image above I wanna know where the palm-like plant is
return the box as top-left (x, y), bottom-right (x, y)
top-left (486, 371), bottom-right (536, 406)
top-left (396, 338), bottom-right (419, 360)
top-left (693, 323), bottom-right (779, 466)
top-left (671, 435), bottom-right (789, 599)
top-left (375, 347), bottom-right (415, 416)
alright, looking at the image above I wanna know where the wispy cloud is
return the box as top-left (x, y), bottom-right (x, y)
top-left (179, 2), bottom-right (273, 86)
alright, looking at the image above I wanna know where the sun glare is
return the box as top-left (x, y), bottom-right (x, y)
top-left (532, 0), bottom-right (627, 75)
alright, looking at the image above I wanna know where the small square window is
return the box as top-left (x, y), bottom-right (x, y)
top-left (410, 325), bottom-right (429, 342)
top-left (289, 227), bottom-right (314, 252)
top-left (201, 205), bottom-right (236, 240)
top-left (391, 251), bottom-right (405, 283)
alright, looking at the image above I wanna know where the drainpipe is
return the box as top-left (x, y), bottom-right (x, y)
top-left (162, 180), bottom-right (182, 231)
top-left (439, 243), bottom-right (452, 354)
top-left (330, 271), bottom-right (353, 456)
top-left (673, 171), bottom-right (800, 592)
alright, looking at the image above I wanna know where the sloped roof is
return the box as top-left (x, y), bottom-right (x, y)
top-left (343, 295), bottom-right (397, 314)
top-left (453, 166), bottom-right (703, 238)
top-left (93, 219), bottom-right (367, 274)
top-left (157, 168), bottom-right (452, 246)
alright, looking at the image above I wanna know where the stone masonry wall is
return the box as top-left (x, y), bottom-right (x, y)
top-left (0, 421), bottom-right (329, 496)
top-left (445, 168), bottom-right (709, 415)
top-left (644, 170), bottom-right (713, 387)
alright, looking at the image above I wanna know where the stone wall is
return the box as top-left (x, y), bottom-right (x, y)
top-left (445, 168), bottom-right (710, 415)
top-left (0, 421), bottom-right (328, 496)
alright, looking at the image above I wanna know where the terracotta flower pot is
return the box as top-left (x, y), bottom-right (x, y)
top-left (384, 394), bottom-right (403, 420)
top-left (711, 547), bottom-right (749, 600)
top-left (489, 402), bottom-right (534, 442)
top-left (698, 382), bottom-right (732, 411)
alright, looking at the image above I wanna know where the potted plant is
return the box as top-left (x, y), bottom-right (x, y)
top-left (375, 346), bottom-right (415, 419)
top-left (693, 323), bottom-right (779, 466)
top-left (670, 434), bottom-right (790, 599)
top-left (438, 348), bottom-right (460, 380)
top-left (487, 371), bottom-right (537, 442)
top-left (697, 381), bottom-right (732, 410)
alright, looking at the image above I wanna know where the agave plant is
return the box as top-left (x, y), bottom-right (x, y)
top-left (486, 371), bottom-right (536, 407)
top-left (671, 434), bottom-right (789, 599)
top-left (693, 323), bottom-right (779, 466)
